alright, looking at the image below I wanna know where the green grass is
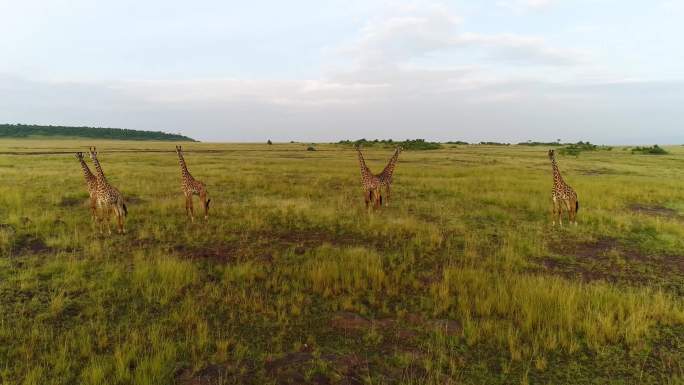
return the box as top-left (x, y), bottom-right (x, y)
top-left (0, 139), bottom-right (683, 384)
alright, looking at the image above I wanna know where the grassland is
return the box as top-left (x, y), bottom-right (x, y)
top-left (0, 139), bottom-right (682, 385)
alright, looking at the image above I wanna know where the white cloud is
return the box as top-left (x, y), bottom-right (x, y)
top-left (1, 1), bottom-right (682, 144)
top-left (497, 0), bottom-right (554, 13)
top-left (338, 3), bottom-right (584, 74)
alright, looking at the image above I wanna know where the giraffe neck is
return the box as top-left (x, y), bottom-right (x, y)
top-left (380, 148), bottom-right (400, 179)
top-left (357, 149), bottom-right (372, 179)
top-left (79, 158), bottom-right (95, 181)
top-left (178, 152), bottom-right (192, 180)
top-left (551, 157), bottom-right (564, 186)
top-left (91, 156), bottom-right (108, 184)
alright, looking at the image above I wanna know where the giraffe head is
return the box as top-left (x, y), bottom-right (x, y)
top-left (548, 149), bottom-right (555, 159)
top-left (175, 145), bottom-right (183, 155)
top-left (88, 146), bottom-right (98, 160)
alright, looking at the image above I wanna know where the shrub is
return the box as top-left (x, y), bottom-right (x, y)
top-left (306, 146), bottom-right (316, 151)
top-left (267, 139), bottom-right (272, 145)
top-left (631, 145), bottom-right (668, 155)
top-left (518, 141), bottom-right (564, 146)
top-left (558, 141), bottom-right (612, 156)
top-left (479, 141), bottom-right (510, 146)
top-left (338, 138), bottom-right (441, 150)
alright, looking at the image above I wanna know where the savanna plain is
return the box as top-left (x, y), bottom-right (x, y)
top-left (0, 139), bottom-right (683, 385)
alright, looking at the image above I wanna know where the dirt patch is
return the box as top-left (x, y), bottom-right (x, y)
top-left (579, 168), bottom-right (617, 176)
top-left (330, 312), bottom-right (397, 332)
top-left (265, 352), bottom-right (368, 385)
top-left (541, 237), bottom-right (684, 293)
top-left (124, 195), bottom-right (145, 204)
top-left (57, 197), bottom-right (84, 207)
top-left (170, 228), bottom-right (383, 265)
top-left (550, 237), bottom-right (620, 260)
top-left (251, 229), bottom-right (386, 257)
top-left (330, 312), bottom-right (373, 331)
top-left (173, 243), bottom-right (240, 263)
top-left (263, 230), bottom-right (364, 249)
top-left (178, 352), bottom-right (368, 385)
top-left (629, 204), bottom-right (680, 219)
top-left (176, 360), bottom-right (257, 385)
top-left (431, 319), bottom-right (462, 336)
top-left (14, 234), bottom-right (52, 254)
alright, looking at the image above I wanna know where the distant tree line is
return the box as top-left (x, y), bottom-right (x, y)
top-left (630, 145), bottom-right (668, 155)
top-left (0, 124), bottom-right (196, 141)
top-left (558, 141), bottom-right (612, 155)
top-left (517, 140), bottom-right (564, 146)
top-left (338, 138), bottom-right (442, 150)
top-left (479, 141), bottom-right (511, 146)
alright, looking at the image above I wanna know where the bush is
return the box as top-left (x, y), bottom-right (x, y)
top-left (479, 141), bottom-right (510, 146)
top-left (518, 141), bottom-right (564, 146)
top-left (558, 141), bottom-right (612, 156)
top-left (338, 138), bottom-right (441, 150)
top-left (267, 139), bottom-right (272, 145)
top-left (631, 145), bottom-right (668, 155)
top-left (306, 146), bottom-right (316, 151)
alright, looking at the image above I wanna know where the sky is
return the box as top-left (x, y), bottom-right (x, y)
top-left (1, 0), bottom-right (682, 143)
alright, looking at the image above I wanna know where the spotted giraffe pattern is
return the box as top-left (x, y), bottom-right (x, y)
top-left (356, 147), bottom-right (384, 209)
top-left (548, 149), bottom-right (579, 226)
top-left (377, 147), bottom-right (401, 206)
top-left (76, 152), bottom-right (98, 219)
top-left (176, 146), bottom-right (210, 221)
top-left (88, 147), bottom-right (127, 234)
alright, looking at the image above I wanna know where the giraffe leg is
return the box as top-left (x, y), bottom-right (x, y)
top-left (571, 199), bottom-right (578, 226)
top-left (552, 197), bottom-right (558, 226)
top-left (563, 200), bottom-right (573, 227)
top-left (364, 190), bottom-right (371, 209)
top-left (184, 194), bottom-right (191, 221)
top-left (385, 185), bottom-right (391, 207)
top-left (96, 205), bottom-right (104, 235)
top-left (200, 191), bottom-right (209, 221)
top-left (105, 205), bottom-right (113, 235)
top-left (116, 204), bottom-right (125, 234)
top-left (557, 200), bottom-right (563, 227)
top-left (94, 201), bottom-right (105, 234)
top-left (187, 195), bottom-right (195, 223)
top-left (89, 195), bottom-right (97, 221)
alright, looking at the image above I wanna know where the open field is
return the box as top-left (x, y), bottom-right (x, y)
top-left (0, 139), bottom-right (683, 385)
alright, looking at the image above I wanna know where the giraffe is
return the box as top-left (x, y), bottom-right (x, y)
top-left (75, 152), bottom-right (98, 220)
top-left (88, 147), bottom-right (128, 234)
top-left (175, 146), bottom-right (210, 222)
top-left (548, 149), bottom-right (579, 226)
top-left (356, 146), bottom-right (383, 209)
top-left (377, 146), bottom-right (402, 206)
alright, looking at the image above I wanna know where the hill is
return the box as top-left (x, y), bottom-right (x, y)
top-left (0, 124), bottom-right (196, 141)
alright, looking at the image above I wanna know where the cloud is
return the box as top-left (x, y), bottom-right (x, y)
top-left (339, 4), bottom-right (461, 67)
top-left (338, 2), bottom-right (583, 72)
top-left (1, 1), bottom-right (681, 144)
top-left (3, 71), bottom-right (682, 144)
top-left (497, 0), bottom-right (554, 13)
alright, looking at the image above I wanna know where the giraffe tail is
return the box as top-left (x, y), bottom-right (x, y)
top-left (122, 203), bottom-right (128, 216)
top-left (576, 200), bottom-right (579, 213)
